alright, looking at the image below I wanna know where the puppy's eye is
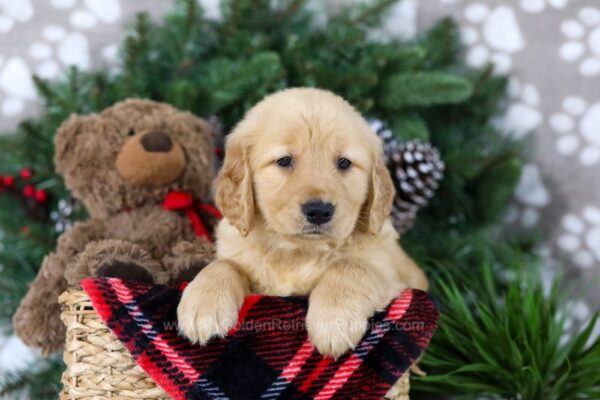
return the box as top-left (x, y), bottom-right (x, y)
top-left (276, 156), bottom-right (293, 168)
top-left (337, 157), bottom-right (352, 171)
top-left (128, 128), bottom-right (136, 137)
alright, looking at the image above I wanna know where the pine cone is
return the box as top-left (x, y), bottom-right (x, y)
top-left (372, 122), bottom-right (445, 234)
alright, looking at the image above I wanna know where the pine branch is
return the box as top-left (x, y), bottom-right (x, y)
top-left (388, 113), bottom-right (430, 141)
top-left (383, 72), bottom-right (473, 109)
top-left (351, 0), bottom-right (400, 26)
top-left (0, 357), bottom-right (63, 400)
top-left (413, 259), bottom-right (600, 399)
top-left (420, 17), bottom-right (461, 69)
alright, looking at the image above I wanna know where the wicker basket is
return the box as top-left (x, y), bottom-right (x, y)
top-left (58, 289), bottom-right (410, 399)
top-left (58, 289), bottom-right (169, 399)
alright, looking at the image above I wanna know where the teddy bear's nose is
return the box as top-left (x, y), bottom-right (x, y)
top-left (140, 130), bottom-right (173, 153)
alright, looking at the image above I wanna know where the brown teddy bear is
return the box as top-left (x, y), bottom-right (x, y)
top-left (13, 99), bottom-right (218, 355)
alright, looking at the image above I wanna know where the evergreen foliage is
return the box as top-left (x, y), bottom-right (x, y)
top-left (0, 1), bottom-right (597, 398)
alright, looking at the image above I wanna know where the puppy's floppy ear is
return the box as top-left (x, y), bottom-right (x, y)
top-left (214, 132), bottom-right (255, 236)
top-left (362, 155), bottom-right (395, 234)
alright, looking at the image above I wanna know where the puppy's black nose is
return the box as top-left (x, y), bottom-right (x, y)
top-left (140, 130), bottom-right (173, 152)
top-left (302, 200), bottom-right (334, 225)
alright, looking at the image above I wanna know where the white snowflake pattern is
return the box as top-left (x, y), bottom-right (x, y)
top-left (50, 0), bottom-right (121, 26)
top-left (520, 0), bottom-right (569, 13)
top-left (549, 96), bottom-right (600, 166)
top-left (561, 300), bottom-right (593, 339)
top-left (557, 206), bottom-right (600, 269)
top-left (369, 0), bottom-right (417, 41)
top-left (27, 25), bottom-right (91, 80)
top-left (36, 0), bottom-right (123, 76)
top-left (198, 0), bottom-right (221, 20)
top-left (0, 0), bottom-right (124, 118)
top-left (494, 79), bottom-right (542, 140)
top-left (559, 7), bottom-right (600, 76)
top-left (506, 164), bottom-right (551, 228)
top-left (0, 57), bottom-right (36, 116)
top-left (461, 4), bottom-right (525, 74)
top-left (0, 0), bottom-right (33, 33)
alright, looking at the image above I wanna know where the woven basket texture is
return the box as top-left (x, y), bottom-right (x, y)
top-left (59, 289), bottom-right (169, 399)
top-left (58, 289), bottom-right (410, 399)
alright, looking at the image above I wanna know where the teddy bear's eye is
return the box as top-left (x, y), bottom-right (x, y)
top-left (128, 128), bottom-right (136, 137)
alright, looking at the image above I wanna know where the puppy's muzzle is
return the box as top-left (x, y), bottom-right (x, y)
top-left (302, 200), bottom-right (334, 225)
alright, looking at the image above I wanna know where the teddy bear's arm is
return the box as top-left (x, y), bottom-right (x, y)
top-left (162, 238), bottom-right (215, 284)
top-left (12, 219), bottom-right (106, 356)
top-left (67, 239), bottom-right (169, 285)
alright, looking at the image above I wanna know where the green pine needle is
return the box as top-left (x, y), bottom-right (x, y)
top-left (413, 260), bottom-right (600, 399)
top-left (0, 357), bottom-right (63, 400)
top-left (383, 72), bottom-right (474, 108)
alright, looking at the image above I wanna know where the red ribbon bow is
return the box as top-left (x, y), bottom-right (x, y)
top-left (162, 192), bottom-right (222, 242)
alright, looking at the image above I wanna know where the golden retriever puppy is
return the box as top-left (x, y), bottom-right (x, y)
top-left (178, 88), bottom-right (428, 359)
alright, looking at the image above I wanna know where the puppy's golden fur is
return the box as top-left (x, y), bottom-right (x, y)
top-left (178, 88), bottom-right (428, 360)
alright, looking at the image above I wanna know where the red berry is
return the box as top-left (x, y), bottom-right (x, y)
top-left (4, 175), bottom-right (15, 188)
top-left (34, 189), bottom-right (48, 203)
top-left (20, 168), bottom-right (33, 180)
top-left (23, 185), bottom-right (35, 197)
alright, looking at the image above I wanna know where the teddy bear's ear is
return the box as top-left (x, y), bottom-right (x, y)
top-left (54, 114), bottom-right (105, 174)
top-left (176, 111), bottom-right (215, 140)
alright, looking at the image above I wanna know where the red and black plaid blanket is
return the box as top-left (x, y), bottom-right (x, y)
top-left (81, 278), bottom-right (438, 400)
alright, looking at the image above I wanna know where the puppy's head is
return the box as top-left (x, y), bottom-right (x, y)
top-left (215, 88), bottom-right (394, 242)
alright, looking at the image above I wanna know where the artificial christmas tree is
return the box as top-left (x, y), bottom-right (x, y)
top-left (0, 1), bottom-right (598, 399)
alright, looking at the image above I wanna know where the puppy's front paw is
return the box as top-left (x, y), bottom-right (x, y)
top-left (306, 299), bottom-right (370, 359)
top-left (177, 284), bottom-right (241, 345)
